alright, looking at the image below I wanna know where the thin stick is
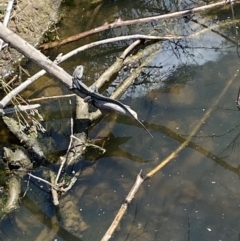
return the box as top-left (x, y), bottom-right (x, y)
top-left (28, 173), bottom-right (57, 190)
top-left (55, 156), bottom-right (65, 185)
top-left (28, 94), bottom-right (75, 103)
top-left (101, 171), bottom-right (144, 241)
top-left (0, 0), bottom-right (15, 51)
top-left (2, 104), bottom-right (40, 115)
top-left (55, 101), bottom-right (74, 184)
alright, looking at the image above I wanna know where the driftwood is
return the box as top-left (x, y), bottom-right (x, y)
top-left (39, 0), bottom-right (238, 50)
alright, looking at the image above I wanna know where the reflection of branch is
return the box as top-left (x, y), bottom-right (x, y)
top-left (22, 195), bottom-right (83, 241)
top-left (146, 70), bottom-right (237, 177)
top-left (40, 0), bottom-right (238, 50)
top-left (151, 123), bottom-right (239, 174)
top-left (191, 19), bottom-right (239, 46)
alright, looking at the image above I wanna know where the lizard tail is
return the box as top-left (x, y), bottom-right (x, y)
top-left (138, 120), bottom-right (153, 139)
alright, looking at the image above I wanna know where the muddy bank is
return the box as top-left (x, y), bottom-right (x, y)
top-left (0, 0), bottom-right (62, 77)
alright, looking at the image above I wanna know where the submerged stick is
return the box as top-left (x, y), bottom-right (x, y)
top-left (101, 171), bottom-right (144, 241)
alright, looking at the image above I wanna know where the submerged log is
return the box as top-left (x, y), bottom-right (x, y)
top-left (3, 147), bottom-right (32, 214)
top-left (2, 116), bottom-right (46, 162)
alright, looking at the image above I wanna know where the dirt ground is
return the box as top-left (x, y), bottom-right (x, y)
top-left (0, 0), bottom-right (62, 77)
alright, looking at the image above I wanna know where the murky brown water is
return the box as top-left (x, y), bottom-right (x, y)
top-left (1, 1), bottom-right (240, 241)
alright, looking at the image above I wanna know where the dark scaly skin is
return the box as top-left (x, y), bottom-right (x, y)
top-left (71, 66), bottom-right (153, 138)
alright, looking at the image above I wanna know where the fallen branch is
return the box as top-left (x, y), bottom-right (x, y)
top-left (40, 0), bottom-right (238, 50)
top-left (1, 104), bottom-right (40, 115)
top-left (0, 34), bottom-right (174, 109)
top-left (102, 171), bottom-right (144, 241)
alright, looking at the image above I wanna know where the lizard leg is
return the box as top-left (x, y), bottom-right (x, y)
top-left (91, 85), bottom-right (98, 93)
top-left (84, 96), bottom-right (92, 103)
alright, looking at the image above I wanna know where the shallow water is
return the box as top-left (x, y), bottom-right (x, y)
top-left (1, 1), bottom-right (240, 241)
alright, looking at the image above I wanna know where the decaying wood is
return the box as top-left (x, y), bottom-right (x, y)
top-left (3, 116), bottom-right (46, 161)
top-left (4, 174), bottom-right (21, 214)
top-left (3, 146), bottom-right (32, 214)
top-left (39, 0), bottom-right (238, 50)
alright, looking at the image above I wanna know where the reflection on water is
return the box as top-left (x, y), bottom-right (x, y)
top-left (1, 0), bottom-right (240, 241)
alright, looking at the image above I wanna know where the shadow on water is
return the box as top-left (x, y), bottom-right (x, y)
top-left (1, 0), bottom-right (240, 240)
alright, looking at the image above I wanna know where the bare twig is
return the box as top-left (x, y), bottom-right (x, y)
top-left (57, 117), bottom-right (74, 181)
top-left (101, 171), bottom-right (144, 241)
top-left (0, 0), bottom-right (15, 51)
top-left (28, 94), bottom-right (75, 103)
top-left (50, 171), bottom-right (59, 206)
top-left (121, 40), bottom-right (142, 59)
top-left (55, 156), bottom-right (65, 186)
top-left (2, 104), bottom-right (40, 115)
top-left (28, 173), bottom-right (56, 190)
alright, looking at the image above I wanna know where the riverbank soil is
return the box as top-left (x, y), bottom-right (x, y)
top-left (0, 0), bottom-right (62, 77)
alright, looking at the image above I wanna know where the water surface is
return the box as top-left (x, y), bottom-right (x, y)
top-left (1, 1), bottom-right (240, 241)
